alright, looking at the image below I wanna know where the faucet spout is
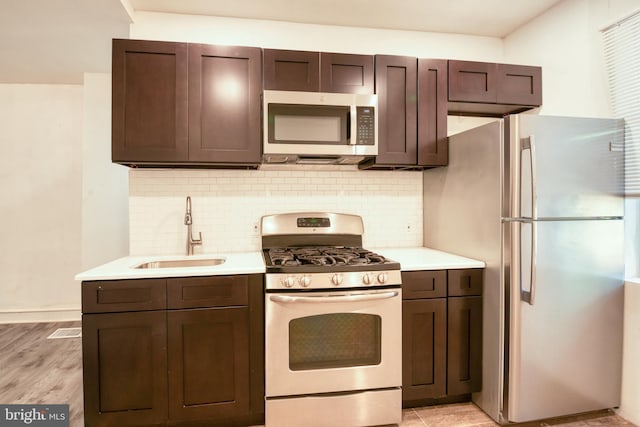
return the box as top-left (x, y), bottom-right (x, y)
top-left (184, 196), bottom-right (202, 255)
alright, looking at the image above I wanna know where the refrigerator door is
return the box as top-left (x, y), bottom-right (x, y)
top-left (507, 115), bottom-right (624, 220)
top-left (506, 218), bottom-right (623, 423)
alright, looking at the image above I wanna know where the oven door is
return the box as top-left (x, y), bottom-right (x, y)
top-left (265, 288), bottom-right (402, 397)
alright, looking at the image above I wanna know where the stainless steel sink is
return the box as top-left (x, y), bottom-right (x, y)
top-left (134, 258), bottom-right (226, 269)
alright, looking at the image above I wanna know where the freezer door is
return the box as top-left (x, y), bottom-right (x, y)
top-left (507, 115), bottom-right (624, 219)
top-left (506, 218), bottom-right (623, 423)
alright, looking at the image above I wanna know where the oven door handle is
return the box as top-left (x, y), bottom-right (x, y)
top-left (269, 291), bottom-right (398, 304)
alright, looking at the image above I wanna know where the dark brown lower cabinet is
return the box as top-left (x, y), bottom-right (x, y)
top-left (447, 296), bottom-right (483, 395)
top-left (167, 307), bottom-right (250, 423)
top-left (402, 269), bottom-right (483, 407)
top-left (82, 274), bottom-right (264, 427)
top-left (82, 311), bottom-right (168, 427)
top-left (402, 298), bottom-right (447, 400)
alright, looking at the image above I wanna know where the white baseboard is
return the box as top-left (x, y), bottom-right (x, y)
top-left (0, 308), bottom-right (81, 324)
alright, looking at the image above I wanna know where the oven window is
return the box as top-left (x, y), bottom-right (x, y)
top-left (289, 313), bottom-right (381, 371)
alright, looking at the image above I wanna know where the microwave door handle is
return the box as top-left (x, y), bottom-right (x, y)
top-left (349, 105), bottom-right (357, 145)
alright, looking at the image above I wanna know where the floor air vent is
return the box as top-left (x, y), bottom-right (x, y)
top-left (47, 327), bottom-right (82, 339)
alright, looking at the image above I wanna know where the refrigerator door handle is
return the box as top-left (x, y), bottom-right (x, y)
top-left (521, 220), bottom-right (537, 305)
top-left (520, 135), bottom-right (537, 305)
top-left (520, 136), bottom-right (538, 220)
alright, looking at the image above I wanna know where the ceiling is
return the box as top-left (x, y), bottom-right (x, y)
top-left (0, 0), bottom-right (563, 84)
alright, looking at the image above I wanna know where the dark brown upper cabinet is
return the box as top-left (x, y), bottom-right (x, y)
top-left (418, 59), bottom-right (448, 166)
top-left (112, 39), bottom-right (189, 163)
top-left (448, 60), bottom-right (542, 116)
top-left (360, 55), bottom-right (417, 168)
top-left (361, 56), bottom-right (448, 169)
top-left (188, 44), bottom-right (262, 165)
top-left (263, 49), bottom-right (320, 92)
top-left (112, 39), bottom-right (262, 167)
top-left (320, 53), bottom-right (374, 94)
top-left (263, 49), bottom-right (374, 94)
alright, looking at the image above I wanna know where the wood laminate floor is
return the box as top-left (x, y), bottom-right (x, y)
top-left (0, 321), bottom-right (635, 427)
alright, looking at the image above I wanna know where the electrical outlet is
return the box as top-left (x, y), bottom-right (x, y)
top-left (406, 223), bottom-right (412, 233)
top-left (252, 222), bottom-right (260, 234)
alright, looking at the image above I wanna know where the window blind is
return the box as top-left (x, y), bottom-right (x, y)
top-left (602, 9), bottom-right (640, 196)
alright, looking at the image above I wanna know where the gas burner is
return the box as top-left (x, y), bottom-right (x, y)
top-left (266, 246), bottom-right (390, 270)
top-left (261, 212), bottom-right (401, 285)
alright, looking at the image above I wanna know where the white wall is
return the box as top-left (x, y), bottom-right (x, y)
top-left (622, 279), bottom-right (640, 425)
top-left (0, 84), bottom-right (83, 322)
top-left (0, 76), bottom-right (129, 323)
top-left (81, 73), bottom-right (129, 271)
top-left (131, 12), bottom-right (504, 61)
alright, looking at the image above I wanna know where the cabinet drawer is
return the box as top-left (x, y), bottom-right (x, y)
top-left (168, 275), bottom-right (249, 309)
top-left (82, 279), bottom-right (167, 313)
top-left (447, 269), bottom-right (483, 296)
top-left (402, 270), bottom-right (447, 300)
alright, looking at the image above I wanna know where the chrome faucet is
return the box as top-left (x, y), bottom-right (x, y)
top-left (184, 196), bottom-right (202, 255)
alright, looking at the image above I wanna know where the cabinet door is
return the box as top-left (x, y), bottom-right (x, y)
top-left (168, 307), bottom-right (250, 423)
top-left (263, 49), bottom-right (320, 91)
top-left (448, 60), bottom-right (497, 103)
top-left (82, 311), bottom-right (167, 427)
top-left (497, 63), bottom-right (542, 106)
top-left (189, 44), bottom-right (262, 164)
top-left (402, 298), bottom-right (447, 402)
top-left (320, 53), bottom-right (374, 94)
top-left (112, 39), bottom-right (189, 163)
top-left (447, 296), bottom-right (483, 395)
top-left (374, 55), bottom-right (418, 165)
top-left (418, 59), bottom-right (448, 166)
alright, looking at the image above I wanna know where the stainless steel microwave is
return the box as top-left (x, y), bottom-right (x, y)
top-left (263, 90), bottom-right (378, 165)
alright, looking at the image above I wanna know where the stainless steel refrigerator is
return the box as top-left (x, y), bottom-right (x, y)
top-left (423, 114), bottom-right (625, 424)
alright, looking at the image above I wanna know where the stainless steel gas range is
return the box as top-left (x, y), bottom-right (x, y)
top-left (261, 212), bottom-right (402, 427)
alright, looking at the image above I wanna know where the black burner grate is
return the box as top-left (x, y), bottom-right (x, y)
top-left (267, 246), bottom-right (389, 268)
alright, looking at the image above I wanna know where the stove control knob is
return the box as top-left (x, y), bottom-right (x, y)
top-left (362, 273), bottom-right (372, 285)
top-left (377, 272), bottom-right (388, 284)
top-left (300, 275), bottom-right (311, 288)
top-left (331, 273), bottom-right (343, 286)
top-left (282, 276), bottom-right (296, 288)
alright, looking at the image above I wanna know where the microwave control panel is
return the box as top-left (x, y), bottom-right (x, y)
top-left (356, 106), bottom-right (375, 145)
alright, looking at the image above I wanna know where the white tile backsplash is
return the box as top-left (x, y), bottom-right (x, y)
top-left (129, 168), bottom-right (423, 255)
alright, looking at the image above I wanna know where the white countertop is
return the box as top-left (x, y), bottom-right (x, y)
top-left (75, 247), bottom-right (485, 282)
top-left (373, 247), bottom-right (485, 271)
top-left (75, 251), bottom-right (266, 281)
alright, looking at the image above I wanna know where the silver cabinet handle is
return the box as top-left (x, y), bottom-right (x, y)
top-left (269, 291), bottom-right (398, 304)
